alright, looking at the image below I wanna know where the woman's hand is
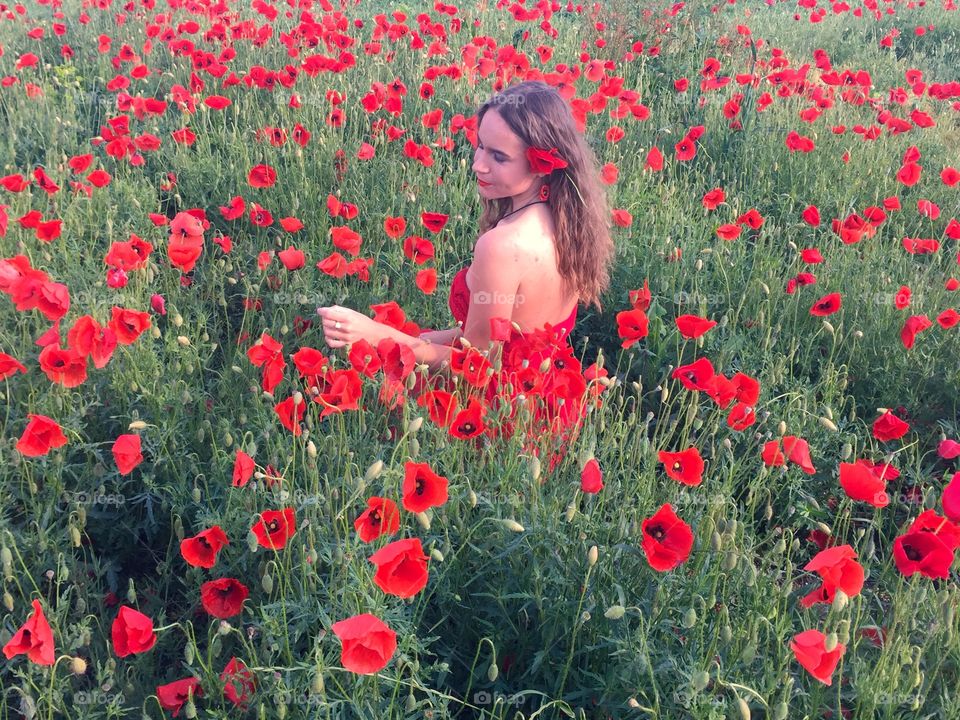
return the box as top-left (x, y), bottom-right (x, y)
top-left (317, 305), bottom-right (382, 349)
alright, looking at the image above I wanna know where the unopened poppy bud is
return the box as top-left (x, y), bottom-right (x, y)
top-left (759, 281), bottom-right (770, 295)
top-left (721, 624), bottom-right (733, 643)
top-left (588, 545), bottom-right (598, 566)
top-left (406, 417), bottom-right (423, 434)
top-left (128, 420), bottom-right (147, 431)
top-left (151, 326), bottom-right (162, 339)
top-left (126, 579), bottom-right (137, 604)
top-left (364, 460), bottom-right (384, 481)
top-left (192, 487), bottom-right (201, 503)
top-left (539, 358), bottom-right (551, 373)
top-left (736, 696), bottom-right (751, 720)
top-left (184, 698), bottom-right (197, 719)
top-left (501, 519), bottom-right (524, 532)
top-left (177, 335), bottom-right (191, 346)
top-left (824, 631), bottom-right (839, 652)
top-left (184, 643), bottom-right (195, 665)
top-left (604, 605), bottom-right (626, 620)
top-left (690, 670), bottom-right (710, 692)
top-left (487, 662), bottom-right (499, 682)
top-left (307, 441), bottom-right (317, 458)
top-left (172, 314), bottom-right (184, 327)
top-left (819, 417), bottom-right (838, 432)
top-left (246, 531), bottom-right (260, 553)
top-left (682, 607), bottom-right (697, 628)
top-left (695, 258), bottom-right (703, 271)
top-left (837, 619), bottom-right (850, 644)
top-left (2, 591), bottom-right (12, 611)
top-left (711, 531), bottom-right (723, 551)
top-left (405, 692), bottom-right (416, 712)
top-left (565, 503), bottom-right (577, 521)
top-left (70, 526), bottom-right (82, 547)
top-left (832, 589), bottom-right (849, 612)
top-left (468, 489), bottom-right (478, 508)
top-left (261, 573), bottom-right (274, 593)
top-left (777, 420), bottom-right (787, 435)
top-left (841, 442), bottom-right (852, 459)
top-left (628, 698), bottom-right (642, 709)
top-left (530, 455), bottom-right (541, 481)
top-left (416, 512), bottom-right (431, 531)
top-left (772, 702), bottom-right (789, 720)
top-left (660, 385), bottom-right (669, 403)
top-left (409, 438), bottom-right (420, 457)
top-left (430, 548), bottom-right (444, 562)
top-left (853, 330), bottom-right (863, 339)
top-left (70, 657), bottom-right (87, 675)
top-left (292, 391), bottom-right (303, 406)
top-left (310, 671), bottom-right (325, 694)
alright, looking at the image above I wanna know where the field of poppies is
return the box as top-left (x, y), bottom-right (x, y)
top-left (2, 0), bottom-right (960, 717)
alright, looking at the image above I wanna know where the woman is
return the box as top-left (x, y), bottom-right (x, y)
top-left (318, 80), bottom-right (613, 379)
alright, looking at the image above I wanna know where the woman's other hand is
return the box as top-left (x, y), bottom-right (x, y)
top-left (317, 305), bottom-right (381, 349)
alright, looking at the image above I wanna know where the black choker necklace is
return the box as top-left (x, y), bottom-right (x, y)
top-left (498, 200), bottom-right (548, 223)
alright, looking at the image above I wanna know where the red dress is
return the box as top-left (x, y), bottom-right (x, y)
top-left (419, 266), bottom-right (591, 463)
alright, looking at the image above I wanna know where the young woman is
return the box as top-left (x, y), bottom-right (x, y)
top-left (317, 80), bottom-right (613, 377)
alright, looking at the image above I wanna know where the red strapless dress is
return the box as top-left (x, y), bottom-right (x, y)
top-left (416, 266), bottom-right (588, 469)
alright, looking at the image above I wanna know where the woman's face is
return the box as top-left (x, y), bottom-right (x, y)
top-left (472, 108), bottom-right (541, 204)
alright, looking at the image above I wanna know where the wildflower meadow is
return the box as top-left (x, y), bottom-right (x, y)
top-left (2, 0), bottom-right (960, 717)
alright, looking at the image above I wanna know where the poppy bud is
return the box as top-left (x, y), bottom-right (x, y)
top-left (151, 326), bottom-right (162, 339)
top-left (759, 281), bottom-right (770, 295)
top-left (819, 417), bottom-right (838, 432)
top-left (853, 330), bottom-right (863, 339)
top-left (311, 671), bottom-right (325, 694)
top-left (565, 503), bottom-right (577, 522)
top-left (736, 696), bottom-right (751, 720)
top-left (530, 455), bottom-right (541, 481)
top-left (660, 385), bottom-right (669, 403)
top-left (3, 592), bottom-right (13, 611)
top-left (184, 698), bottom-right (197, 720)
top-left (837, 619), bottom-right (850, 645)
top-left (832, 589), bottom-right (849, 612)
top-left (306, 440), bottom-right (317, 458)
top-left (70, 526), bottom-right (82, 547)
top-left (416, 512), bottom-right (431, 531)
top-left (628, 698), bottom-right (642, 709)
top-left (184, 643), bottom-right (195, 665)
top-left (682, 607), bottom-right (697, 628)
top-left (70, 657), bottom-right (87, 675)
top-left (501, 519), bottom-right (525, 532)
top-left (588, 545), bottom-right (598, 566)
top-left (711, 531), bottom-right (722, 551)
top-left (721, 624), bottom-right (733, 643)
top-left (128, 420), bottom-right (147, 431)
top-left (431, 548), bottom-right (444, 562)
top-left (690, 669), bottom-right (710, 692)
top-left (177, 335), bottom-right (191, 347)
top-left (405, 692), bottom-right (416, 713)
top-left (364, 460), bottom-right (384, 481)
top-left (173, 314), bottom-right (184, 327)
top-left (126, 578), bottom-right (137, 604)
top-left (247, 531), bottom-right (260, 553)
top-left (539, 358), bottom-right (551, 373)
top-left (777, 420), bottom-right (787, 435)
top-left (772, 702), bottom-right (788, 720)
top-left (192, 487), bottom-right (201, 503)
top-left (695, 258), bottom-right (703, 271)
top-left (469, 489), bottom-right (478, 508)
top-left (406, 417), bottom-right (423, 434)
top-left (487, 662), bottom-right (499, 682)
top-left (262, 573), bottom-right (274, 593)
top-left (604, 605), bottom-right (626, 620)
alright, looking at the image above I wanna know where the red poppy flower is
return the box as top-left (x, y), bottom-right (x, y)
top-left (801, 248), bottom-right (824, 264)
top-left (316, 368), bottom-right (363, 417)
top-left (218, 657), bottom-right (256, 708)
top-left (37, 345), bottom-right (88, 387)
top-left (799, 544), bottom-right (864, 608)
top-left (449, 397), bottom-right (486, 440)
top-left (761, 440), bottom-right (785, 467)
top-left (403, 235), bottom-right (435, 264)
top-left (181, 526), bottom-right (229, 568)
top-left (782, 435), bottom-right (816, 474)
top-left (715, 223), bottom-right (741, 241)
top-left (581, 458), bottom-right (603, 493)
top-left (2, 599), bottom-right (55, 666)
top-left (417, 390), bottom-right (459, 428)
top-left (157, 677), bottom-right (202, 718)
top-left (402, 461), bottom-right (449, 512)
top-left (450, 346), bottom-right (493, 388)
top-left (838, 462), bottom-right (888, 507)
top-left (702, 188), bottom-right (725, 210)
top-left (331, 225), bottom-right (362, 256)
top-left (629, 280), bottom-right (652, 311)
top-left (220, 196), bottom-right (246, 220)
top-left (892, 530), bottom-right (954, 579)
top-left (369, 537), bottom-right (430, 598)
top-left (726, 402), bottom-right (756, 430)
top-left (355, 496), bottom-right (401, 542)
top-left (901, 314), bottom-right (932, 349)
top-left (896, 161), bottom-right (921, 186)
top-left (248, 203), bottom-right (273, 227)
top-left (108, 307), bottom-right (151, 345)
top-left (274, 395), bottom-right (305, 435)
top-left (616, 308), bottom-right (648, 348)
top-left (16, 414), bottom-right (68, 457)
top-left (942, 472), bottom-right (960, 522)
top-left (641, 503), bottom-right (694, 571)
top-left (415, 267), bottom-right (437, 295)
top-left (277, 246), bottom-right (305, 270)
top-left (111, 605), bottom-right (157, 656)
top-left (676, 314), bottom-right (717, 338)
top-left (809, 293), bottom-right (841, 316)
top-left (672, 357), bottom-right (715, 391)
top-left (384, 216), bottom-right (406, 239)
top-left (644, 146), bottom-right (664, 171)
top-left (872, 410), bottom-right (909, 442)
top-left (112, 434), bottom-right (143, 475)
top-left (526, 146), bottom-right (568, 173)
top-left (251, 508), bottom-right (296, 550)
top-left (790, 629), bottom-right (844, 685)
top-left (909, 509), bottom-right (960, 550)
top-left (232, 450), bottom-right (255, 487)
top-left (938, 309), bottom-right (960, 329)
top-left (331, 614), bottom-right (397, 675)
top-left (674, 136), bottom-right (696, 161)
top-left (802, 205), bottom-right (821, 226)
top-left (248, 164), bottom-right (277, 188)
top-left (658, 447), bottom-right (705, 486)
top-left (200, 578), bottom-right (249, 618)
top-left (0, 351), bottom-right (27, 380)
top-left (420, 211), bottom-right (449, 234)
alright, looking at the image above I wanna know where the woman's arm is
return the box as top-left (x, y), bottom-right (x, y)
top-left (418, 327), bottom-right (463, 345)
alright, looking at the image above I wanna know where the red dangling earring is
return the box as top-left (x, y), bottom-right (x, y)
top-left (539, 184), bottom-right (550, 201)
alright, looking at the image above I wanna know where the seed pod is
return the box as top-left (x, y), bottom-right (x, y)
top-left (604, 605), bottom-right (626, 620)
